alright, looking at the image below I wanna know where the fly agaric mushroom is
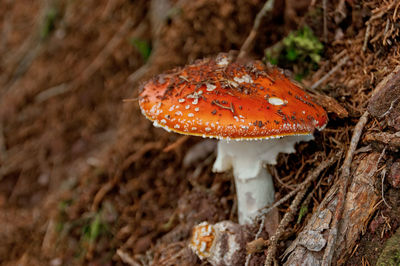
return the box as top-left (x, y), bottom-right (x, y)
top-left (139, 53), bottom-right (327, 224)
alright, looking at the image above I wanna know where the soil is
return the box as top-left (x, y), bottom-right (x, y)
top-left (0, 0), bottom-right (399, 265)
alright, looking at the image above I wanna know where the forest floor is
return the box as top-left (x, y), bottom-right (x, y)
top-left (0, 0), bottom-right (399, 265)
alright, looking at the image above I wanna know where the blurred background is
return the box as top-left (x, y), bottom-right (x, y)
top-left (1, 0), bottom-right (399, 265)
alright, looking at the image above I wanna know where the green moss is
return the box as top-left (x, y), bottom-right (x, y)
top-left (129, 38), bottom-right (152, 61)
top-left (264, 26), bottom-right (323, 80)
top-left (297, 204), bottom-right (308, 224)
top-left (41, 7), bottom-right (59, 39)
top-left (376, 228), bottom-right (400, 266)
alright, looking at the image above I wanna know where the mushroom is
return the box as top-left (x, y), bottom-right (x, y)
top-left (139, 53), bottom-right (328, 224)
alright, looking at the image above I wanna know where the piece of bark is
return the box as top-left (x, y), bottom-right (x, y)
top-left (363, 132), bottom-right (400, 151)
top-left (368, 66), bottom-right (400, 130)
top-left (311, 93), bottom-right (348, 118)
top-left (283, 152), bottom-right (381, 265)
top-left (388, 160), bottom-right (400, 188)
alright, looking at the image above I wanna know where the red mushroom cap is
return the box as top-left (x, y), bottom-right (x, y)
top-left (139, 54), bottom-right (328, 140)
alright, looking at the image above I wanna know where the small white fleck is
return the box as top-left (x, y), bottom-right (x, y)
top-left (195, 107), bottom-right (200, 112)
top-left (227, 80), bottom-right (238, 88)
top-left (233, 116), bottom-right (239, 122)
top-left (192, 98), bottom-right (199, 105)
top-left (200, 241), bottom-right (207, 252)
top-left (178, 98), bottom-right (185, 103)
top-left (206, 225), bottom-right (212, 234)
top-left (160, 119), bottom-right (167, 124)
top-left (175, 111), bottom-right (183, 116)
top-left (206, 83), bottom-right (217, 92)
top-left (217, 56), bottom-right (229, 67)
top-left (302, 110), bottom-right (306, 115)
top-left (234, 74), bottom-right (253, 84)
top-left (268, 97), bottom-right (287, 106)
top-left (174, 124), bottom-right (180, 129)
top-left (192, 127), bottom-right (197, 130)
top-left (205, 127), bottom-right (211, 132)
top-left (188, 113), bottom-right (194, 117)
top-left (169, 106), bottom-right (174, 111)
top-left (153, 120), bottom-right (161, 128)
top-left (185, 105), bottom-right (191, 109)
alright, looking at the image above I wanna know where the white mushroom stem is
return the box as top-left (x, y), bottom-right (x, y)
top-left (213, 135), bottom-right (314, 224)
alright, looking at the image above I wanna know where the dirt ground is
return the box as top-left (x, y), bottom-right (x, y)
top-left (0, 0), bottom-right (399, 265)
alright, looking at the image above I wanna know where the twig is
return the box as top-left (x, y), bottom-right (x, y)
top-left (163, 135), bottom-right (189, 152)
top-left (362, 23), bottom-right (371, 52)
top-left (238, 0), bottom-right (275, 59)
top-left (321, 111), bottom-right (369, 266)
top-left (263, 152), bottom-right (341, 266)
top-left (117, 249), bottom-right (141, 266)
top-left (258, 152), bottom-right (341, 218)
top-left (244, 153), bottom-right (341, 266)
top-left (34, 83), bottom-right (71, 102)
top-left (378, 147), bottom-right (391, 209)
top-left (311, 55), bottom-right (349, 90)
top-left (264, 180), bottom-right (308, 265)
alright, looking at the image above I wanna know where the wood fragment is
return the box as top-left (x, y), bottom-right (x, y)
top-left (322, 111), bottom-right (369, 265)
top-left (368, 65), bottom-right (400, 117)
top-left (284, 152), bottom-right (382, 265)
top-left (310, 93), bottom-right (348, 118)
top-left (363, 132), bottom-right (400, 150)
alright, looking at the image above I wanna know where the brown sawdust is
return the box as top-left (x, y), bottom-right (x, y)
top-left (0, 0), bottom-right (399, 265)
